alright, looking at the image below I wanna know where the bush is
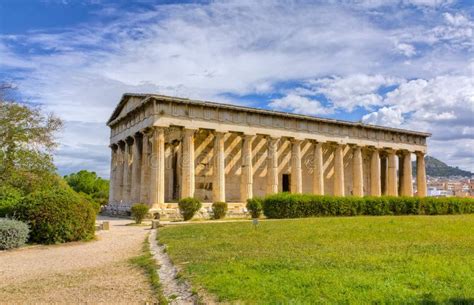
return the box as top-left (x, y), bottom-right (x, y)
top-left (246, 197), bottom-right (263, 218)
top-left (131, 203), bottom-right (150, 224)
top-left (178, 197), bottom-right (202, 221)
top-left (262, 193), bottom-right (474, 219)
top-left (0, 218), bottom-right (29, 250)
top-left (13, 187), bottom-right (96, 244)
top-left (212, 202), bottom-right (228, 219)
top-left (0, 185), bottom-right (22, 217)
top-left (78, 192), bottom-right (101, 214)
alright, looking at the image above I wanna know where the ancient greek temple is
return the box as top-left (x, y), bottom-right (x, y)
top-left (106, 93), bottom-right (429, 213)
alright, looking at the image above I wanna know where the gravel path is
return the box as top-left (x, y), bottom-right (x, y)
top-left (0, 216), bottom-right (154, 304)
top-left (149, 228), bottom-right (197, 305)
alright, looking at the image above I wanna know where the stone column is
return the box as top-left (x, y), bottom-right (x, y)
top-left (108, 144), bottom-right (117, 204)
top-left (165, 144), bottom-right (174, 202)
top-left (400, 151), bottom-right (413, 196)
top-left (139, 131), bottom-right (150, 204)
top-left (312, 142), bottom-right (324, 195)
top-left (241, 134), bottom-right (254, 202)
top-left (381, 156), bottom-right (388, 195)
top-left (290, 139), bottom-right (303, 194)
top-left (370, 149), bottom-right (381, 196)
top-left (181, 128), bottom-right (196, 199)
top-left (131, 134), bottom-right (142, 203)
top-left (352, 146), bottom-right (364, 197)
top-left (213, 132), bottom-right (226, 202)
top-left (115, 142), bottom-right (124, 203)
top-left (150, 127), bottom-right (165, 208)
top-left (267, 137), bottom-right (279, 194)
top-left (387, 150), bottom-right (398, 196)
top-left (122, 139), bottom-right (132, 203)
top-left (416, 152), bottom-right (427, 197)
top-left (333, 145), bottom-right (345, 196)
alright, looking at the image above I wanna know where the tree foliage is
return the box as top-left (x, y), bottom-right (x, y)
top-left (64, 170), bottom-right (109, 205)
top-left (0, 85), bottom-right (63, 193)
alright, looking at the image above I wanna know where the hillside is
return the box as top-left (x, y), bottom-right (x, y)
top-left (413, 156), bottom-right (473, 178)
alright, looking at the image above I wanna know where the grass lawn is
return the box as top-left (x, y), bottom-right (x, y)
top-left (158, 215), bottom-right (474, 304)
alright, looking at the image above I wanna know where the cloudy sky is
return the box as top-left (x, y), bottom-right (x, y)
top-left (1, 0), bottom-right (473, 178)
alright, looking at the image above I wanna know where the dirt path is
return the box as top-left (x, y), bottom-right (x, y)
top-left (149, 228), bottom-right (197, 305)
top-left (0, 216), bottom-right (154, 304)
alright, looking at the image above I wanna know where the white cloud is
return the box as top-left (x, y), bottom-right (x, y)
top-left (396, 43), bottom-right (416, 57)
top-left (1, 1), bottom-right (473, 174)
top-left (269, 94), bottom-right (333, 116)
top-left (362, 75), bottom-right (474, 170)
top-left (362, 107), bottom-right (405, 126)
top-left (307, 74), bottom-right (402, 111)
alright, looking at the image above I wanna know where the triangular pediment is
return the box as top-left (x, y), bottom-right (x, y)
top-left (107, 93), bottom-right (149, 125)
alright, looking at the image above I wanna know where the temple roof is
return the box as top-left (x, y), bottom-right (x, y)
top-left (107, 93), bottom-right (431, 138)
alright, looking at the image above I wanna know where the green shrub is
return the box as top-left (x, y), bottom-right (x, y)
top-left (0, 185), bottom-right (22, 217)
top-left (212, 202), bottom-right (228, 219)
top-left (78, 192), bottom-right (101, 214)
top-left (262, 193), bottom-right (474, 219)
top-left (178, 197), bottom-right (202, 221)
top-left (131, 203), bottom-right (150, 224)
top-left (0, 218), bottom-right (29, 250)
top-left (14, 187), bottom-right (96, 244)
top-left (246, 197), bottom-right (263, 218)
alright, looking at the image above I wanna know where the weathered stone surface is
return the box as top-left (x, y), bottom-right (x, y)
top-left (106, 94), bottom-right (430, 213)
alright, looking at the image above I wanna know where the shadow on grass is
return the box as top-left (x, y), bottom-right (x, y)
top-left (419, 297), bottom-right (474, 305)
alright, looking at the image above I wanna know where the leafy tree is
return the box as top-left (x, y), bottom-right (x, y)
top-left (64, 170), bottom-right (109, 206)
top-left (0, 84), bottom-right (63, 193)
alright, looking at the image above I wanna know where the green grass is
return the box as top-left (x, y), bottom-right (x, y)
top-left (158, 215), bottom-right (474, 304)
top-left (129, 235), bottom-right (167, 304)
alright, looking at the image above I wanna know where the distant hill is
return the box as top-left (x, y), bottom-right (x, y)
top-left (412, 156), bottom-right (473, 178)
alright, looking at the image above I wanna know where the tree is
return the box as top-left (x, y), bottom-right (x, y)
top-left (64, 170), bottom-right (109, 205)
top-left (0, 84), bottom-right (63, 193)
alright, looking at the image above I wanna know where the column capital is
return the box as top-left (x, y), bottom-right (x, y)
top-left (384, 147), bottom-right (397, 154)
top-left (397, 149), bottom-right (412, 156)
top-left (327, 141), bottom-right (345, 149)
top-left (266, 135), bottom-right (280, 143)
top-left (140, 127), bottom-right (153, 136)
top-left (183, 128), bottom-right (197, 136)
top-left (415, 150), bottom-right (425, 157)
top-left (349, 144), bottom-right (363, 150)
top-left (291, 138), bottom-right (303, 144)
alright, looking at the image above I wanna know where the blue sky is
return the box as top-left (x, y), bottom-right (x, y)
top-left (1, 0), bottom-right (473, 177)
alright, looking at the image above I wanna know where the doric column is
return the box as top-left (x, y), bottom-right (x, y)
top-left (291, 139), bottom-right (303, 194)
top-left (213, 132), bottom-right (226, 202)
top-left (241, 134), bottom-right (254, 202)
top-left (312, 142), bottom-right (324, 195)
top-left (131, 134), bottom-right (142, 203)
top-left (150, 127), bottom-right (165, 208)
top-left (333, 145), bottom-right (345, 196)
top-left (122, 138), bottom-right (132, 203)
top-left (416, 152), bottom-right (427, 197)
top-left (115, 142), bottom-right (124, 202)
top-left (139, 131), bottom-right (150, 204)
top-left (352, 146), bottom-right (364, 197)
top-left (370, 149), bottom-right (381, 196)
top-left (267, 137), bottom-right (279, 194)
top-left (108, 144), bottom-right (117, 204)
top-left (400, 151), bottom-right (413, 196)
top-left (387, 150), bottom-right (398, 196)
top-left (181, 128), bottom-right (196, 199)
top-left (381, 156), bottom-right (388, 195)
top-left (165, 144), bottom-right (174, 202)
